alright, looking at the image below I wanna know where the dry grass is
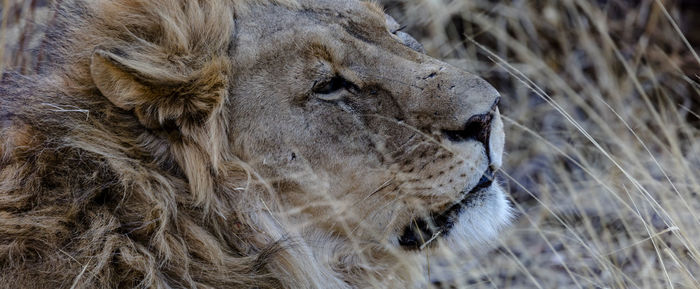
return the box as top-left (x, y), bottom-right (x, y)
top-left (380, 0), bottom-right (700, 287)
top-left (0, 0), bottom-right (48, 74)
top-left (2, 0), bottom-right (699, 288)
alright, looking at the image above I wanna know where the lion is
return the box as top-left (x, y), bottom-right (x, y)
top-left (0, 0), bottom-right (511, 288)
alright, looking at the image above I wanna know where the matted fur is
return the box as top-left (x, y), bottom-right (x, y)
top-left (0, 0), bottom-right (509, 288)
top-left (1, 1), bottom-right (298, 288)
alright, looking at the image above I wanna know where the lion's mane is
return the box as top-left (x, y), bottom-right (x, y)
top-left (0, 0), bottom-right (353, 288)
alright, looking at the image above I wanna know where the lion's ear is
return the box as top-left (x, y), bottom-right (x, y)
top-left (90, 49), bottom-right (149, 112)
top-left (91, 48), bottom-right (231, 208)
top-left (90, 48), bottom-right (228, 131)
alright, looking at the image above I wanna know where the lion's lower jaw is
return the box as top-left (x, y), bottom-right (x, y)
top-left (442, 184), bottom-right (513, 250)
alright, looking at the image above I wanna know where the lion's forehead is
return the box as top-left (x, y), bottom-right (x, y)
top-left (239, 0), bottom-right (390, 42)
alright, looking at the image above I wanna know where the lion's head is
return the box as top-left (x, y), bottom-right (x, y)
top-left (228, 0), bottom-right (511, 246)
top-left (1, 0), bottom-right (510, 287)
top-left (224, 0), bottom-right (511, 249)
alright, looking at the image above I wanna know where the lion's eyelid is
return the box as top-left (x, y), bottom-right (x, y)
top-left (314, 75), bottom-right (356, 93)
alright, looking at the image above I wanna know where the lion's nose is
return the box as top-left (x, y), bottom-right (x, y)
top-left (442, 97), bottom-right (500, 148)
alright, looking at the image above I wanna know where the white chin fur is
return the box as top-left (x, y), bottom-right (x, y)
top-left (442, 184), bottom-right (513, 250)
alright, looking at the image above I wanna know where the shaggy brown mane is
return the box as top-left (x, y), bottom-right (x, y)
top-left (1, 0), bottom-right (311, 288)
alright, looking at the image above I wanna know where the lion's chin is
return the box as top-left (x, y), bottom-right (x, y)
top-left (440, 184), bottom-right (513, 250)
top-left (398, 180), bottom-right (513, 250)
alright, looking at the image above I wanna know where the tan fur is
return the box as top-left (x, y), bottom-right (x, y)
top-left (0, 0), bottom-right (509, 288)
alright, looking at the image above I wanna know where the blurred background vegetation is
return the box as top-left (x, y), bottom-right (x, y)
top-left (377, 0), bottom-right (699, 287)
top-left (2, 0), bottom-right (699, 287)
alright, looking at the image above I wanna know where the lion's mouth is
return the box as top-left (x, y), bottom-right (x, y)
top-left (398, 169), bottom-right (495, 250)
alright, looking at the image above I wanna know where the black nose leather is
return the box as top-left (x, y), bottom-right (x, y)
top-left (442, 98), bottom-right (499, 147)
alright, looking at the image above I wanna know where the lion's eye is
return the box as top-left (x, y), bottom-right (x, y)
top-left (312, 76), bottom-right (355, 100)
top-left (313, 76), bottom-right (346, 94)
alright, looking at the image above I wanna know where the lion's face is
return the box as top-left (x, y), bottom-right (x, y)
top-left (228, 0), bottom-right (511, 252)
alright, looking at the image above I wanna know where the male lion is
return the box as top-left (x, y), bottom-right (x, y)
top-left (0, 0), bottom-right (511, 288)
